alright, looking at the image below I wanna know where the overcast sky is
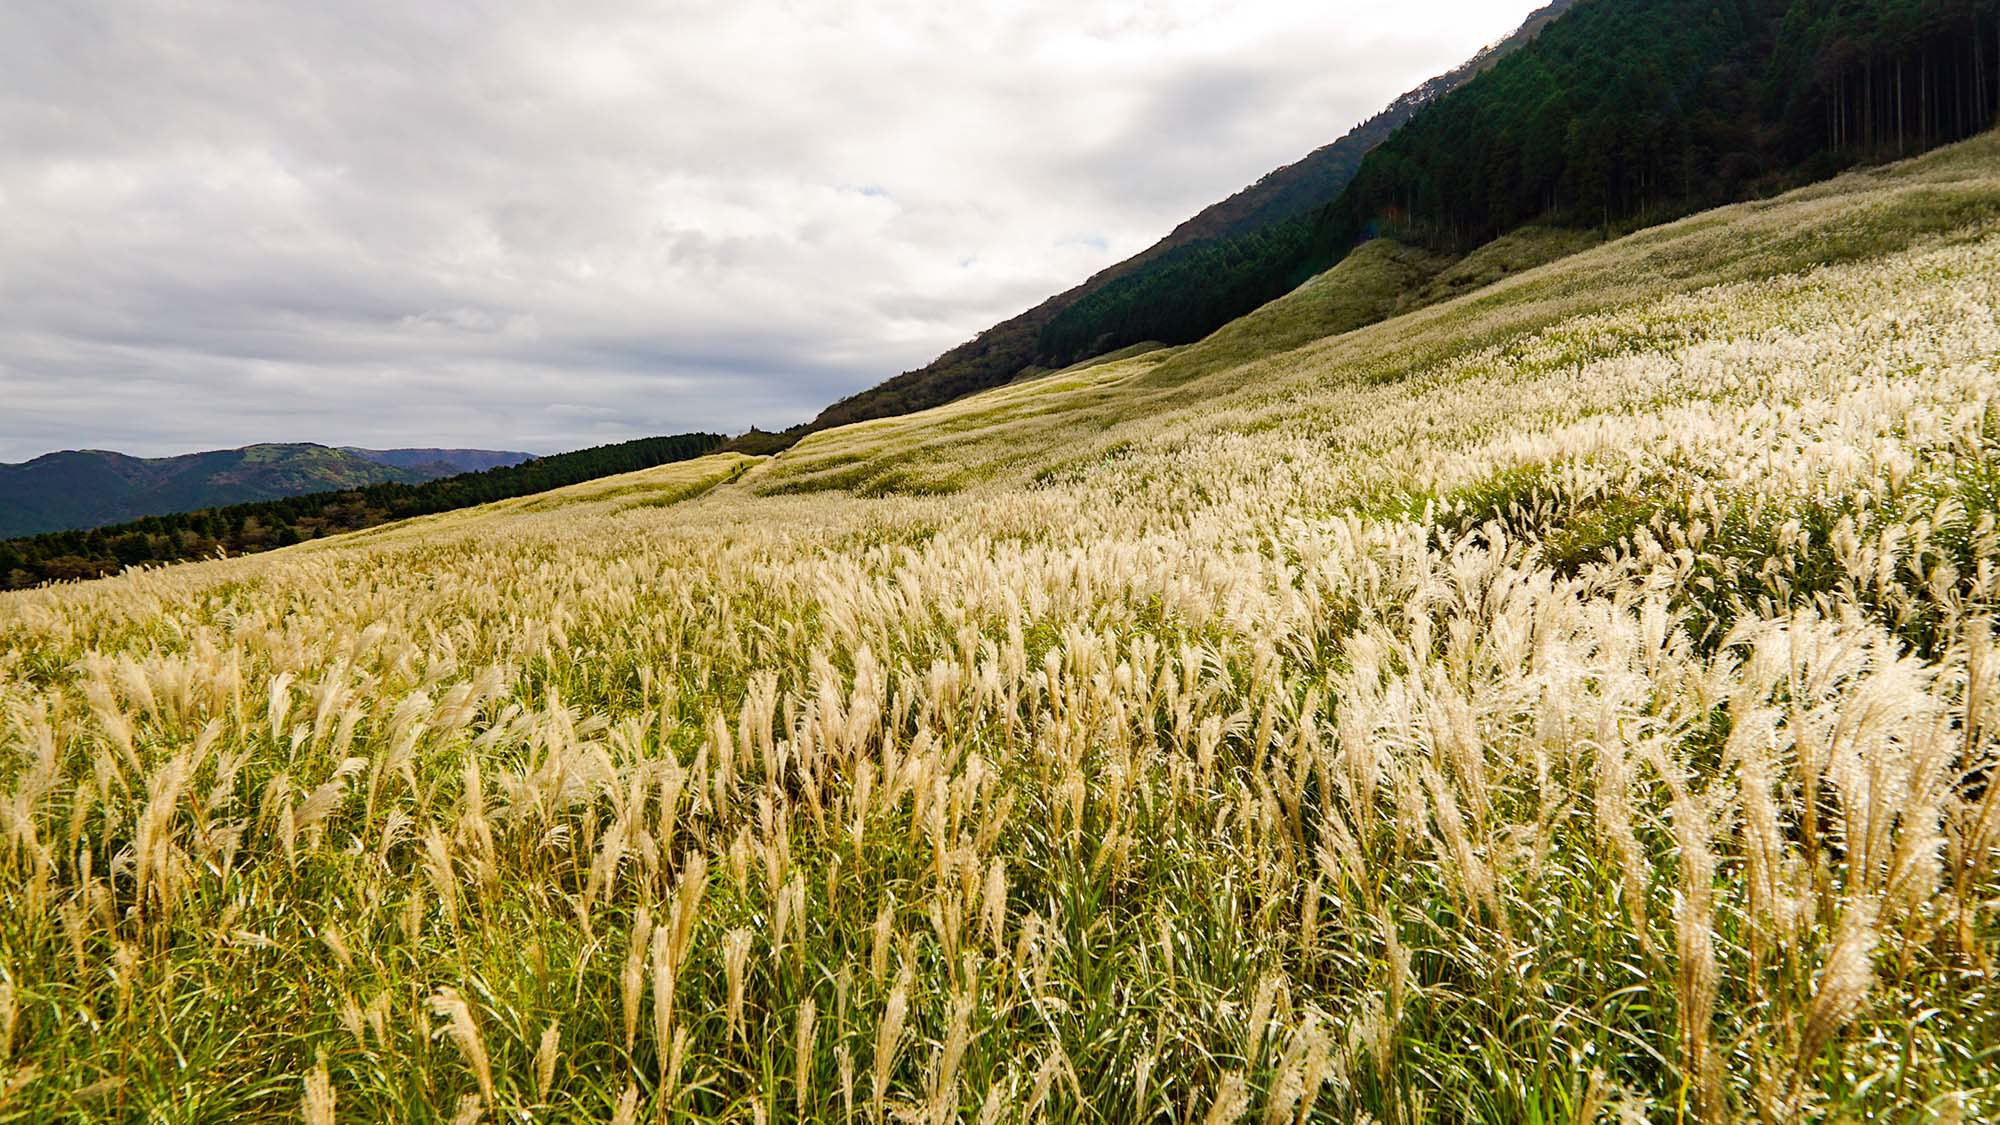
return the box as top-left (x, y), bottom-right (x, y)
top-left (0, 0), bottom-right (1542, 461)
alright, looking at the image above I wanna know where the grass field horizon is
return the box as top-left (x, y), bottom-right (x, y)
top-left (5, 132), bottom-right (2000, 1121)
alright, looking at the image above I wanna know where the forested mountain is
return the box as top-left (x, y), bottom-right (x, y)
top-left (0, 443), bottom-right (534, 537)
top-left (1040, 0), bottom-right (2000, 364)
top-left (1309, 0), bottom-right (2000, 257)
top-left (0, 433), bottom-right (720, 587)
top-left (796, 0), bottom-right (1579, 436)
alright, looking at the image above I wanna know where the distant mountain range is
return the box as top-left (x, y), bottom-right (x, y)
top-left (0, 443), bottom-right (533, 537)
top-left (338, 447), bottom-right (534, 475)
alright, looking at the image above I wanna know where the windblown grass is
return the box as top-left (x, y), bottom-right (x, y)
top-left (4, 135), bottom-right (2000, 1122)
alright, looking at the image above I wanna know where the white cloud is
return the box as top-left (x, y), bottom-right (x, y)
top-left (0, 0), bottom-right (1543, 459)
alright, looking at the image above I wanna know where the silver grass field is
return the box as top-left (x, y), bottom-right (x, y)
top-left (5, 135), bottom-right (2000, 1122)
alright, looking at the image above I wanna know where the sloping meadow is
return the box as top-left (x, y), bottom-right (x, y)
top-left (5, 147), bottom-right (2000, 1120)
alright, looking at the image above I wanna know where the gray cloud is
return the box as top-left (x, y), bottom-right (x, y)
top-left (0, 0), bottom-right (1542, 460)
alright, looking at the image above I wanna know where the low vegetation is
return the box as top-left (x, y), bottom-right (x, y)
top-left (2, 135), bottom-right (2000, 1124)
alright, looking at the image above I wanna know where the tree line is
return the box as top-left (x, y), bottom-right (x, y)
top-left (0, 433), bottom-right (722, 589)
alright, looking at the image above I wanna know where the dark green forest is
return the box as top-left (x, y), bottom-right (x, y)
top-left (0, 433), bottom-right (721, 589)
top-left (1039, 0), bottom-right (2000, 365)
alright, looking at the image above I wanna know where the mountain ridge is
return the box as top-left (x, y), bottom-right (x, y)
top-left (0, 442), bottom-right (534, 537)
top-left (342, 447), bottom-right (535, 475)
top-left (0, 433), bottom-right (721, 585)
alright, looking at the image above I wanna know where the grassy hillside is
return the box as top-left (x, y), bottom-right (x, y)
top-left (796, 0), bottom-right (1578, 438)
top-left (782, 0), bottom-right (1995, 456)
top-left (1414, 224), bottom-right (1604, 305)
top-left (1135, 238), bottom-right (1454, 386)
top-left (3, 134), bottom-right (2000, 1122)
top-left (762, 133), bottom-right (2000, 498)
top-left (1040, 0), bottom-right (2000, 372)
